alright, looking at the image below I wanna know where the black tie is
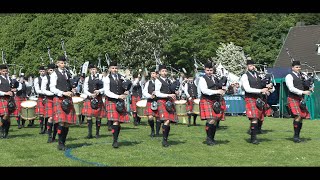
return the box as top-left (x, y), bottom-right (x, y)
top-left (62, 70), bottom-right (67, 80)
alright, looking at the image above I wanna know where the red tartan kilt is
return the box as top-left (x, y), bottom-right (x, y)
top-left (144, 101), bottom-right (159, 117)
top-left (0, 96), bottom-right (12, 116)
top-left (287, 96), bottom-right (310, 119)
top-left (81, 97), bottom-right (107, 118)
top-left (186, 98), bottom-right (194, 112)
top-left (11, 96), bottom-right (27, 117)
top-left (245, 97), bottom-right (264, 120)
top-left (36, 96), bottom-right (45, 116)
top-left (220, 98), bottom-right (227, 120)
top-left (130, 96), bottom-right (141, 112)
top-left (199, 98), bottom-right (224, 121)
top-left (157, 99), bottom-right (178, 122)
top-left (44, 96), bottom-right (54, 118)
top-left (105, 100), bottom-right (130, 122)
top-left (52, 96), bottom-right (77, 124)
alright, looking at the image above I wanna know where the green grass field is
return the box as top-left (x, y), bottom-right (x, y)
top-left (1, 115), bottom-right (320, 167)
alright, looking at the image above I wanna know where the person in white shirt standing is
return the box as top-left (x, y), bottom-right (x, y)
top-left (285, 60), bottom-right (311, 143)
top-left (240, 59), bottom-right (274, 144)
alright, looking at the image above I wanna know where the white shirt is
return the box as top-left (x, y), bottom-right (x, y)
top-left (41, 75), bottom-right (54, 96)
top-left (285, 72), bottom-right (304, 96)
top-left (83, 74), bottom-right (104, 97)
top-left (198, 75), bottom-right (221, 96)
top-left (50, 68), bottom-right (68, 97)
top-left (155, 76), bottom-right (170, 98)
top-left (142, 80), bottom-right (155, 99)
top-left (103, 75), bottom-right (120, 99)
top-left (33, 76), bottom-right (45, 95)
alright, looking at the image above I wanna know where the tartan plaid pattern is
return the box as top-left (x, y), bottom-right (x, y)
top-left (11, 96), bottom-right (27, 117)
top-left (245, 97), bottom-right (265, 120)
top-left (81, 95), bottom-right (107, 118)
top-left (105, 100), bottom-right (130, 122)
top-left (44, 96), bottom-right (54, 118)
top-left (52, 96), bottom-right (77, 124)
top-left (220, 98), bottom-right (227, 121)
top-left (157, 99), bottom-right (178, 122)
top-left (199, 98), bottom-right (224, 121)
top-left (35, 96), bottom-right (45, 116)
top-left (0, 96), bottom-right (12, 116)
top-left (186, 98), bottom-right (195, 112)
top-left (144, 101), bottom-right (159, 117)
top-left (130, 95), bottom-right (141, 112)
top-left (287, 96), bottom-right (310, 119)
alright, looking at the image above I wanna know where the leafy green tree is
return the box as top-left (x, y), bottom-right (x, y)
top-left (120, 17), bottom-right (178, 70)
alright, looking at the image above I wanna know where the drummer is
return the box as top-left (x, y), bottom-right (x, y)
top-left (131, 71), bottom-right (143, 126)
top-left (76, 73), bottom-right (86, 125)
top-left (142, 68), bottom-right (159, 137)
top-left (33, 66), bottom-right (47, 132)
top-left (155, 64), bottom-right (178, 147)
top-left (82, 63), bottom-right (106, 139)
top-left (49, 56), bottom-right (77, 151)
top-left (12, 73), bottom-right (28, 129)
top-left (184, 74), bottom-right (198, 127)
top-left (43, 63), bottom-right (58, 143)
top-left (0, 64), bottom-right (17, 138)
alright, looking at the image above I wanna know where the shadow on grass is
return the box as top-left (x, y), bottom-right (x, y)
top-left (244, 138), bottom-right (273, 143)
top-left (216, 126), bottom-right (228, 130)
top-left (168, 140), bottom-right (187, 146)
top-left (284, 137), bottom-right (312, 143)
top-left (66, 142), bottom-right (93, 149)
top-left (118, 140), bottom-right (142, 147)
top-left (202, 139), bottom-right (230, 145)
top-left (7, 133), bottom-right (35, 138)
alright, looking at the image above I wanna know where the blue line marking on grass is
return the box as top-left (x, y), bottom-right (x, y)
top-left (64, 142), bottom-right (109, 167)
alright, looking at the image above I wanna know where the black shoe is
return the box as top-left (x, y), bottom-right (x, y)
top-left (150, 131), bottom-right (155, 137)
top-left (193, 123), bottom-right (197, 126)
top-left (18, 125), bottom-right (22, 129)
top-left (57, 144), bottom-right (66, 151)
top-left (95, 134), bottom-right (100, 139)
top-left (187, 124), bottom-right (190, 127)
top-left (52, 138), bottom-right (56, 142)
top-left (162, 140), bottom-right (170, 147)
top-left (251, 139), bottom-right (260, 145)
top-left (108, 126), bottom-right (112, 131)
top-left (39, 131), bottom-right (46, 134)
top-left (133, 122), bottom-right (138, 126)
top-left (47, 137), bottom-right (53, 143)
top-left (206, 138), bottom-right (215, 146)
top-left (86, 135), bottom-right (93, 139)
top-left (112, 141), bottom-right (119, 148)
top-left (294, 137), bottom-right (302, 143)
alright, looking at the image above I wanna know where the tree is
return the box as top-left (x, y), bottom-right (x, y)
top-left (215, 42), bottom-right (247, 76)
top-left (244, 13), bottom-right (297, 66)
top-left (120, 17), bottom-right (178, 70)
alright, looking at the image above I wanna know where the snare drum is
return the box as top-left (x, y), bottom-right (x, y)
top-left (193, 99), bottom-right (200, 114)
top-left (20, 100), bottom-right (37, 120)
top-left (72, 97), bottom-right (84, 115)
top-left (175, 100), bottom-right (187, 116)
top-left (136, 100), bottom-right (147, 117)
top-left (29, 96), bottom-right (38, 101)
